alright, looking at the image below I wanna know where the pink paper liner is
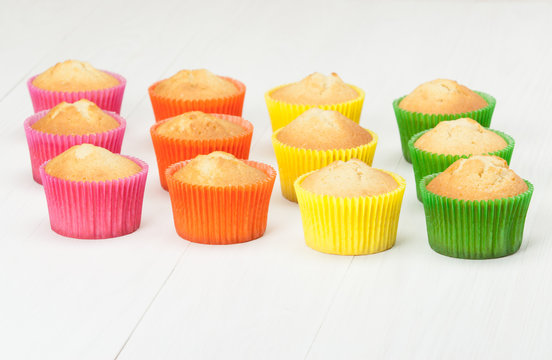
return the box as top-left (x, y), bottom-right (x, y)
top-left (24, 110), bottom-right (127, 184)
top-left (27, 71), bottom-right (126, 114)
top-left (40, 156), bottom-right (148, 239)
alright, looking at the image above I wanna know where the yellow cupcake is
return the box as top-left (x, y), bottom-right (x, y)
top-left (265, 72), bottom-right (365, 131)
top-left (295, 159), bottom-right (406, 255)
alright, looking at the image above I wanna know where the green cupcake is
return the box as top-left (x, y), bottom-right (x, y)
top-left (420, 155), bottom-right (533, 259)
top-left (409, 118), bottom-right (515, 201)
top-left (393, 79), bottom-right (496, 162)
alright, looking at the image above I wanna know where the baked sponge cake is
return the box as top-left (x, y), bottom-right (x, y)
top-left (31, 99), bottom-right (119, 135)
top-left (399, 79), bottom-right (487, 115)
top-left (165, 151), bottom-right (276, 245)
top-left (156, 111), bottom-right (245, 140)
top-left (32, 60), bottom-right (119, 92)
top-left (276, 108), bottom-right (372, 150)
top-left (421, 155), bottom-right (533, 259)
top-left (272, 108), bottom-right (377, 202)
top-left (301, 159), bottom-right (398, 197)
top-left (153, 69), bottom-right (238, 100)
top-left (414, 118), bottom-right (507, 155)
top-left (271, 72), bottom-right (358, 105)
top-left (294, 159), bottom-right (406, 255)
top-left (173, 151), bottom-right (266, 186)
top-left (45, 143), bottom-right (141, 182)
top-left (40, 144), bottom-right (148, 239)
top-left (426, 155), bottom-right (527, 200)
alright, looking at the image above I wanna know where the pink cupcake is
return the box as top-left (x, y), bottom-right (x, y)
top-left (28, 60), bottom-right (126, 113)
top-left (24, 99), bottom-right (126, 184)
top-left (40, 144), bottom-right (148, 239)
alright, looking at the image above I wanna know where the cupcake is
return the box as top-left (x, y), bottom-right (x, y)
top-left (265, 72), bottom-right (365, 131)
top-left (295, 159), bottom-right (406, 255)
top-left (24, 99), bottom-right (126, 184)
top-left (271, 108), bottom-right (377, 202)
top-left (420, 155), bottom-right (533, 259)
top-left (148, 69), bottom-right (246, 121)
top-left (28, 60), bottom-right (126, 113)
top-left (150, 111), bottom-right (253, 190)
top-left (40, 144), bottom-right (148, 239)
top-left (165, 152), bottom-right (276, 245)
top-left (409, 118), bottom-right (514, 200)
top-left (393, 79), bottom-right (496, 162)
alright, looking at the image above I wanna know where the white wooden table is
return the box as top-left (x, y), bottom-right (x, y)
top-left (1, 1), bottom-right (551, 359)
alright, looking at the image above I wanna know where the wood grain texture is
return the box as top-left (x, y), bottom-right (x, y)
top-left (0, 1), bottom-right (551, 359)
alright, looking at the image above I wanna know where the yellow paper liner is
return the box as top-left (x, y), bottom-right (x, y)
top-left (295, 170), bottom-right (406, 255)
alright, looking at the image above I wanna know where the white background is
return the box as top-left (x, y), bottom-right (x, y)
top-left (1, 0), bottom-right (551, 359)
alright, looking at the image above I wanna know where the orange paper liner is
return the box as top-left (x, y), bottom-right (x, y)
top-left (148, 76), bottom-right (246, 121)
top-left (165, 160), bottom-right (277, 245)
top-left (151, 114), bottom-right (253, 190)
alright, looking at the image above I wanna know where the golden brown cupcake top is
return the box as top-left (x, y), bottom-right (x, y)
top-left (270, 72), bottom-right (359, 105)
top-left (301, 159), bottom-right (398, 197)
top-left (31, 99), bottom-right (119, 135)
top-left (173, 152), bottom-right (267, 186)
top-left (426, 155), bottom-right (528, 200)
top-left (156, 111), bottom-right (245, 140)
top-left (399, 79), bottom-right (487, 115)
top-left (32, 60), bottom-right (119, 92)
top-left (153, 69), bottom-right (238, 100)
top-left (276, 108), bottom-right (372, 150)
top-left (45, 144), bottom-right (141, 182)
top-left (414, 118), bottom-right (507, 155)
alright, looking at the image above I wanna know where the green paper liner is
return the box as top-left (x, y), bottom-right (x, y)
top-left (420, 174), bottom-right (534, 259)
top-left (409, 129), bottom-right (515, 201)
top-left (393, 91), bottom-right (496, 163)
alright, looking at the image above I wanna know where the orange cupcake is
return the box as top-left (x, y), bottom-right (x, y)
top-left (150, 111), bottom-right (253, 189)
top-left (165, 152), bottom-right (276, 244)
top-left (148, 69), bottom-right (246, 121)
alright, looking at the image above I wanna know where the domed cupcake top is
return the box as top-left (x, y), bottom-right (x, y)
top-left (276, 108), bottom-right (372, 150)
top-left (153, 69), bottom-right (238, 100)
top-left (32, 60), bottom-right (119, 92)
top-left (31, 99), bottom-right (119, 135)
top-left (399, 79), bottom-right (487, 114)
top-left (301, 159), bottom-right (398, 198)
top-left (271, 72), bottom-right (358, 105)
top-left (45, 144), bottom-right (141, 182)
top-left (414, 118), bottom-right (507, 155)
top-left (173, 151), bottom-right (267, 186)
top-left (426, 155), bottom-right (528, 200)
top-left (156, 111), bottom-right (245, 140)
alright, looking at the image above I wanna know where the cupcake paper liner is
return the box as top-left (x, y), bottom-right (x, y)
top-left (28, 71), bottom-right (126, 114)
top-left (265, 84), bottom-right (365, 131)
top-left (165, 160), bottom-right (276, 245)
top-left (150, 114), bottom-right (253, 190)
top-left (40, 156), bottom-right (148, 239)
top-left (148, 76), bottom-right (246, 121)
top-left (420, 174), bottom-right (534, 259)
top-left (393, 91), bottom-right (496, 163)
top-left (271, 128), bottom-right (378, 202)
top-left (24, 110), bottom-right (126, 184)
top-left (295, 170), bottom-right (406, 255)
top-left (409, 129), bottom-right (515, 201)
